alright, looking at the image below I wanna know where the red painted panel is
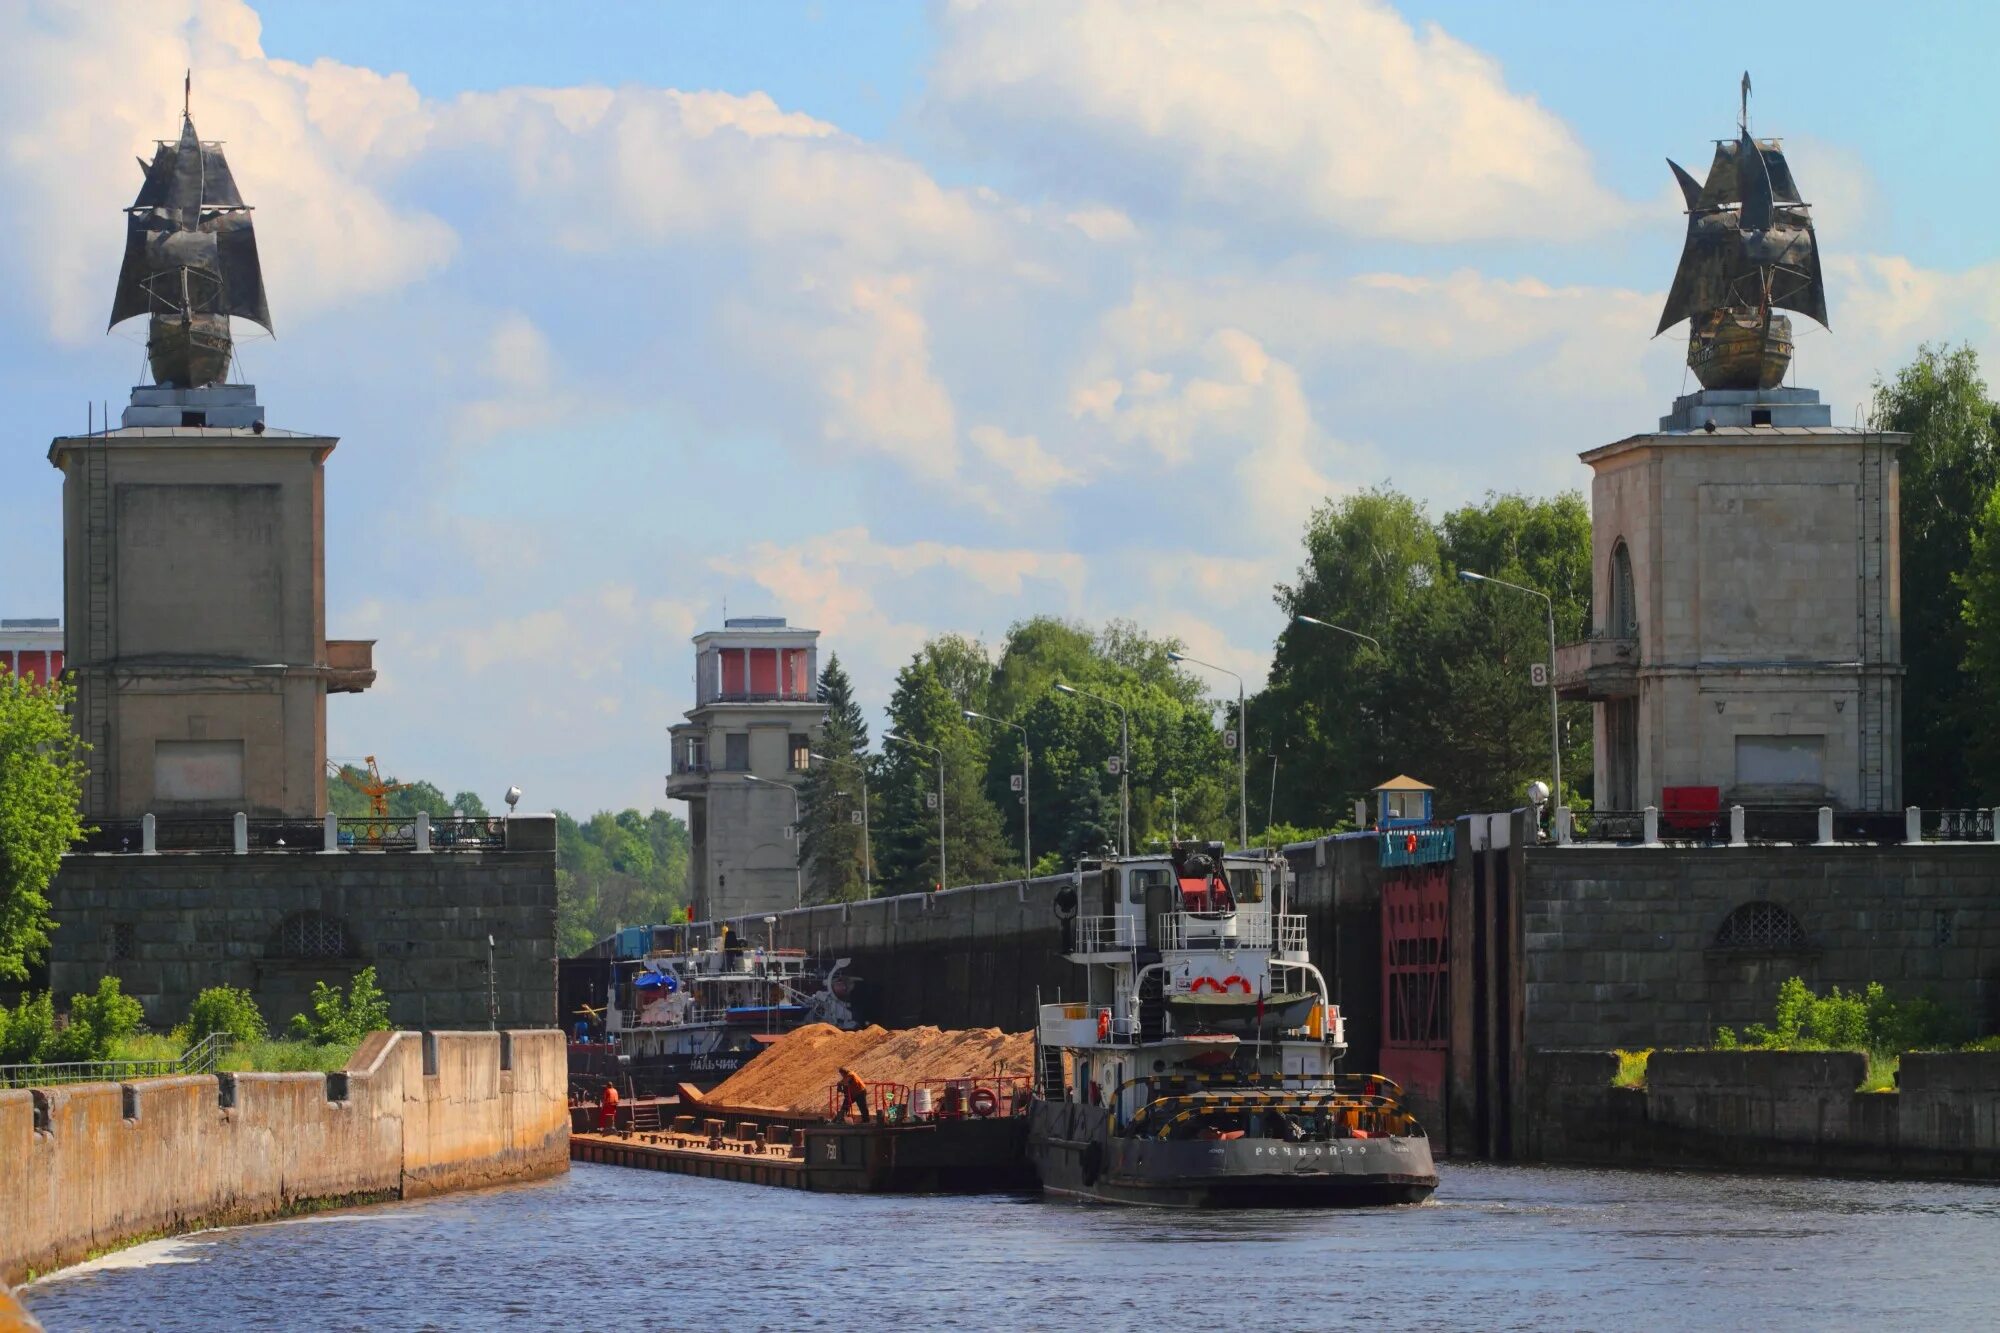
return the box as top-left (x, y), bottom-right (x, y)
top-left (16, 652), bottom-right (45, 686)
top-left (1382, 864), bottom-right (1450, 1052)
top-left (49, 651), bottom-right (63, 679)
top-left (748, 648), bottom-right (777, 695)
top-left (783, 648), bottom-right (810, 698)
top-left (721, 649), bottom-right (746, 695)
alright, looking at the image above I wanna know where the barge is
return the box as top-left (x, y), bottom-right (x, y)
top-left (1027, 842), bottom-right (1438, 1207)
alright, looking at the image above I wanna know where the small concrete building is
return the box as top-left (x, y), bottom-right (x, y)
top-left (1556, 388), bottom-right (1906, 811)
top-left (666, 616), bottom-right (825, 920)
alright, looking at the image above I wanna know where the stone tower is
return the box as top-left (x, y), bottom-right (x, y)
top-left (1555, 93), bottom-right (1904, 812)
top-left (49, 94), bottom-right (373, 820)
top-left (666, 616), bottom-right (824, 920)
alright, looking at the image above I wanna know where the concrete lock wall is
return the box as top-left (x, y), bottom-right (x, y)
top-left (1518, 843), bottom-right (2000, 1053)
top-left (48, 816), bottom-right (559, 1032)
top-left (697, 835), bottom-right (1390, 1070)
top-left (1521, 1048), bottom-right (2000, 1178)
top-left (0, 1030), bottom-right (569, 1284)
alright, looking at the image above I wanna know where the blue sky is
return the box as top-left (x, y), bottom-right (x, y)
top-left (4, 1), bottom-right (1998, 814)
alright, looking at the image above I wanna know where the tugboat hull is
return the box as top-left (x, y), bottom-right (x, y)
top-left (1028, 1101), bottom-right (1437, 1209)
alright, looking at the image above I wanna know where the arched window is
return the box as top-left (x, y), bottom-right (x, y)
top-left (1610, 540), bottom-right (1636, 636)
top-left (270, 911), bottom-right (355, 960)
top-left (1713, 902), bottom-right (1806, 951)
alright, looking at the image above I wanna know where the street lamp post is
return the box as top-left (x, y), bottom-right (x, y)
top-left (1055, 682), bottom-right (1129, 855)
top-left (1169, 651), bottom-right (1248, 850)
top-left (809, 750), bottom-right (872, 887)
top-left (884, 731), bottom-right (947, 890)
top-left (741, 774), bottom-right (803, 909)
top-left (1459, 570), bottom-right (1562, 806)
top-left (1294, 615), bottom-right (1382, 652)
top-left (964, 710), bottom-right (1031, 876)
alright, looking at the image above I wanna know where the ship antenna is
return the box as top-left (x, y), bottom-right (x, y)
top-left (184, 69), bottom-right (191, 121)
top-left (1739, 70), bottom-right (1751, 134)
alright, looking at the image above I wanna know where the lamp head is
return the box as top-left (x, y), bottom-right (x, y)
top-left (1458, 570), bottom-right (1484, 584)
top-left (1166, 651), bottom-right (1186, 663)
top-left (504, 785), bottom-right (522, 811)
top-left (1054, 683), bottom-right (1077, 696)
top-left (963, 710), bottom-right (980, 721)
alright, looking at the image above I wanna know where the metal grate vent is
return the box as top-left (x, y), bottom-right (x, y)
top-left (272, 911), bottom-right (352, 959)
top-left (1713, 901), bottom-right (1806, 951)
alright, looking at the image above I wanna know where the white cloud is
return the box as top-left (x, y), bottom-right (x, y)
top-left (926, 0), bottom-right (1631, 242)
top-left (969, 424), bottom-right (1083, 491)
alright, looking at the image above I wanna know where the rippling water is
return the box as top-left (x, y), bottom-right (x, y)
top-left (25, 1162), bottom-right (2000, 1331)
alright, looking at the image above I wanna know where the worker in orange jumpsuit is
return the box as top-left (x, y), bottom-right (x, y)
top-left (598, 1082), bottom-right (619, 1133)
top-left (837, 1066), bottom-right (870, 1122)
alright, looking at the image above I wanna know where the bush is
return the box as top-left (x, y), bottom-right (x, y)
top-left (43, 976), bottom-right (145, 1063)
top-left (1722, 976), bottom-right (1963, 1055)
top-left (286, 967), bottom-right (391, 1045)
top-left (0, 990), bottom-right (55, 1063)
top-left (181, 985), bottom-right (268, 1045)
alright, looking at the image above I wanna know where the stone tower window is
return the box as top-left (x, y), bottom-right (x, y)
top-left (1610, 540), bottom-right (1636, 636)
top-left (270, 911), bottom-right (355, 959)
top-left (1713, 901), bottom-right (1806, 951)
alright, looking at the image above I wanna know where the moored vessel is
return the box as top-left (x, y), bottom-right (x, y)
top-left (1027, 842), bottom-right (1437, 1207)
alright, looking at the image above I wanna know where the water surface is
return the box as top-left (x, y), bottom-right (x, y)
top-left (27, 1162), bottom-right (2000, 1330)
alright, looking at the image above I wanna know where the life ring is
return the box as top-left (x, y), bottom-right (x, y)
top-left (1219, 975), bottom-right (1252, 994)
top-left (1096, 1008), bottom-right (1111, 1041)
top-left (1189, 976), bottom-right (1219, 994)
top-left (970, 1086), bottom-right (998, 1118)
top-left (1189, 976), bottom-right (1252, 995)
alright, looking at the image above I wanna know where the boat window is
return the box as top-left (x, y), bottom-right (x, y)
top-left (1127, 867), bottom-right (1173, 902)
top-left (1227, 868), bottom-right (1265, 903)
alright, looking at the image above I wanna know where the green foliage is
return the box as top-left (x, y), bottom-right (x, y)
top-left (111, 1032), bottom-right (355, 1072)
top-left (1725, 976), bottom-right (1962, 1055)
top-left (1612, 1048), bottom-right (1652, 1088)
top-left (1873, 344), bottom-right (2000, 805)
top-left (286, 966), bottom-right (390, 1045)
top-left (878, 653), bottom-right (1014, 892)
top-left (0, 674), bottom-right (90, 981)
top-left (327, 764), bottom-right (491, 819)
top-left (798, 654), bottom-right (873, 904)
top-left (1256, 487), bottom-right (1592, 827)
top-left (41, 976), bottom-right (145, 1063)
top-left (179, 985), bottom-right (268, 1044)
top-left (554, 807), bottom-right (690, 955)
top-left (0, 989), bottom-right (55, 1063)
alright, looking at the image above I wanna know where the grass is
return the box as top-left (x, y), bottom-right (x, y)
top-left (1612, 1048), bottom-right (1652, 1089)
top-left (109, 1033), bottom-right (359, 1073)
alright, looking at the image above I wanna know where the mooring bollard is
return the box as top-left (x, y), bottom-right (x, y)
top-left (1816, 806), bottom-right (1835, 846)
top-left (142, 812), bottom-right (157, 854)
top-left (1643, 805), bottom-right (1661, 847)
top-left (1729, 805), bottom-right (1746, 847)
top-left (232, 811), bottom-right (248, 855)
top-left (1906, 805), bottom-right (1923, 845)
top-left (416, 810), bottom-right (432, 853)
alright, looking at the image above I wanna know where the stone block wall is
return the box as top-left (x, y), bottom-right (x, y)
top-left (1520, 844), bottom-right (2000, 1052)
top-left (0, 1030), bottom-right (568, 1284)
top-left (47, 817), bottom-right (558, 1032)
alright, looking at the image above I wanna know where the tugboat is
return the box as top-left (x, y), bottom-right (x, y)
top-left (1027, 842), bottom-right (1437, 1207)
top-left (571, 924), bottom-right (860, 1097)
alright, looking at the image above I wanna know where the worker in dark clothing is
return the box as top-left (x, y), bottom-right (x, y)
top-left (837, 1066), bottom-right (870, 1122)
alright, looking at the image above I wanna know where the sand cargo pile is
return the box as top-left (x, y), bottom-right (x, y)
top-left (681, 1023), bottom-right (1033, 1118)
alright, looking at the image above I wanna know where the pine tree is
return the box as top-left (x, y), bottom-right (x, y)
top-left (798, 655), bottom-right (873, 903)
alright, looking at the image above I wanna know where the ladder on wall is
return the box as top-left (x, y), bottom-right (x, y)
top-left (81, 433), bottom-right (113, 816)
top-left (1856, 439), bottom-right (1887, 809)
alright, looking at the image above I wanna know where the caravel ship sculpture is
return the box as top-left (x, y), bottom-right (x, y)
top-left (1657, 73), bottom-right (1828, 392)
top-left (108, 75), bottom-right (272, 389)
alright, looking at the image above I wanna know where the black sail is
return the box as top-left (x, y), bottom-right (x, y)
top-left (1656, 134), bottom-right (1828, 336)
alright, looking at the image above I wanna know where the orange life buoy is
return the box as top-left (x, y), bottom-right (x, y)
top-left (1096, 1008), bottom-right (1111, 1041)
top-left (1189, 976), bottom-right (1220, 994)
top-left (970, 1086), bottom-right (998, 1118)
top-left (1218, 975), bottom-right (1253, 994)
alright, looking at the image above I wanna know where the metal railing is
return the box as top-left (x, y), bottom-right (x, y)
top-left (1070, 914), bottom-right (1140, 953)
top-left (72, 813), bottom-right (509, 854)
top-left (0, 1032), bottom-right (234, 1089)
top-left (1561, 805), bottom-right (1989, 847)
top-left (1161, 906), bottom-right (1306, 952)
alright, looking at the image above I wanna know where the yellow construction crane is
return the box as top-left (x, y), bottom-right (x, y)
top-left (328, 755), bottom-right (412, 817)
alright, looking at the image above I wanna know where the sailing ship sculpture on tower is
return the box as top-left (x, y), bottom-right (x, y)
top-left (1656, 73), bottom-right (1828, 392)
top-left (108, 74), bottom-right (271, 390)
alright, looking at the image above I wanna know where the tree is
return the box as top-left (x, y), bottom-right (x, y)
top-left (0, 674), bottom-right (89, 981)
top-left (798, 654), bottom-right (872, 903)
top-left (1256, 487), bottom-right (1592, 824)
top-left (553, 808), bottom-right (691, 955)
top-left (1875, 344), bottom-right (2000, 806)
top-left (1959, 485), bottom-right (2000, 796)
top-left (876, 655), bottom-right (1011, 892)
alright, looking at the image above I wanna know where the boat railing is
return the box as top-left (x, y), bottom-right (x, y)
top-left (1162, 906), bottom-right (1306, 952)
top-left (910, 1074), bottom-right (1034, 1120)
top-left (824, 1079), bottom-right (912, 1124)
top-left (1071, 914), bottom-right (1141, 953)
